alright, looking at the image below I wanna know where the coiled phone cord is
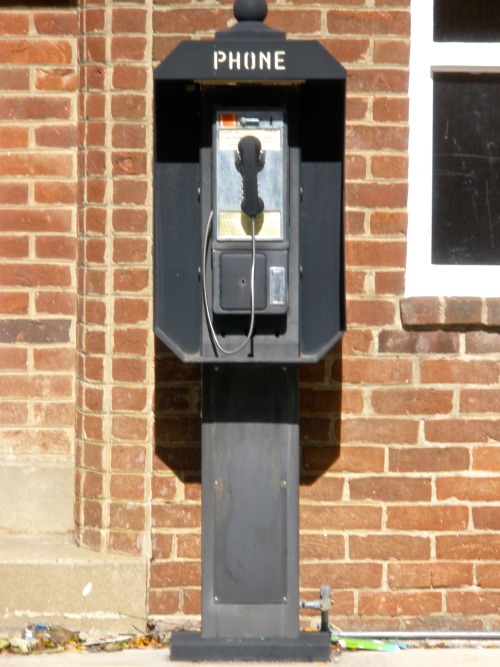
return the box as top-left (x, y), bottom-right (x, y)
top-left (202, 210), bottom-right (257, 356)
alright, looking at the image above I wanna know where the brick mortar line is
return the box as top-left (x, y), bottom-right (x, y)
top-left (142, 0), bottom-right (155, 567)
top-left (101, 0), bottom-right (113, 552)
top-left (77, 2), bottom-right (98, 549)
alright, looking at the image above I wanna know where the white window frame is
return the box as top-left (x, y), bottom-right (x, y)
top-left (406, 0), bottom-right (500, 297)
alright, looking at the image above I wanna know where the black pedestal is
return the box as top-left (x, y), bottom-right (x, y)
top-left (171, 365), bottom-right (329, 662)
top-left (201, 365), bottom-right (300, 639)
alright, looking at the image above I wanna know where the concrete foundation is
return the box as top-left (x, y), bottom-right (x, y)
top-left (0, 534), bottom-right (148, 638)
top-left (0, 459), bottom-right (74, 534)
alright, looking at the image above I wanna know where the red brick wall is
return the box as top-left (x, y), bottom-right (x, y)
top-left (0, 5), bottom-right (77, 458)
top-left (2, 0), bottom-right (500, 632)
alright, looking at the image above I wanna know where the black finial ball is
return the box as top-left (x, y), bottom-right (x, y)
top-left (234, 0), bottom-right (268, 22)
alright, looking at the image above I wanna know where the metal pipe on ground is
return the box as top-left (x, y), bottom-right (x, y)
top-left (335, 631), bottom-right (500, 641)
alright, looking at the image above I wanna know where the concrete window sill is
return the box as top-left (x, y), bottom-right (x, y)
top-left (401, 297), bottom-right (500, 330)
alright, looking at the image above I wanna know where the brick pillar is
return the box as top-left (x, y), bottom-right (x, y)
top-left (76, 0), bottom-right (153, 556)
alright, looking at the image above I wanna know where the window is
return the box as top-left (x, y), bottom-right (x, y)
top-left (432, 72), bottom-right (500, 265)
top-left (434, 0), bottom-right (500, 43)
top-left (406, 0), bottom-right (500, 296)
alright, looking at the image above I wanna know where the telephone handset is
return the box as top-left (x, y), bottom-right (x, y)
top-left (236, 135), bottom-right (265, 218)
top-left (203, 109), bottom-right (288, 355)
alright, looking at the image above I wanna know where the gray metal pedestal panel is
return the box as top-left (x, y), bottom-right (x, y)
top-left (201, 364), bottom-right (299, 640)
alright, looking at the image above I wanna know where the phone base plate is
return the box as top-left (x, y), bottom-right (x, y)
top-left (170, 631), bottom-right (331, 662)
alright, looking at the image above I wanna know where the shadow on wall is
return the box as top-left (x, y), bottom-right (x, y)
top-left (153, 336), bottom-right (342, 487)
top-left (299, 343), bottom-right (343, 486)
top-left (154, 336), bottom-right (202, 485)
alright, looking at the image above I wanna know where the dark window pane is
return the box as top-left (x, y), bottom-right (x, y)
top-left (432, 73), bottom-right (500, 265)
top-left (434, 0), bottom-right (500, 42)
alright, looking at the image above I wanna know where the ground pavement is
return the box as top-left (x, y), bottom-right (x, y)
top-left (3, 646), bottom-right (500, 666)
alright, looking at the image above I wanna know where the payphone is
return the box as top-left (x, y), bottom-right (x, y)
top-left (205, 109), bottom-right (289, 354)
top-left (197, 85), bottom-right (302, 362)
top-left (154, 0), bottom-right (346, 661)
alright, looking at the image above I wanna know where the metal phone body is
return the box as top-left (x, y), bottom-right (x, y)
top-left (211, 109), bottom-right (289, 316)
